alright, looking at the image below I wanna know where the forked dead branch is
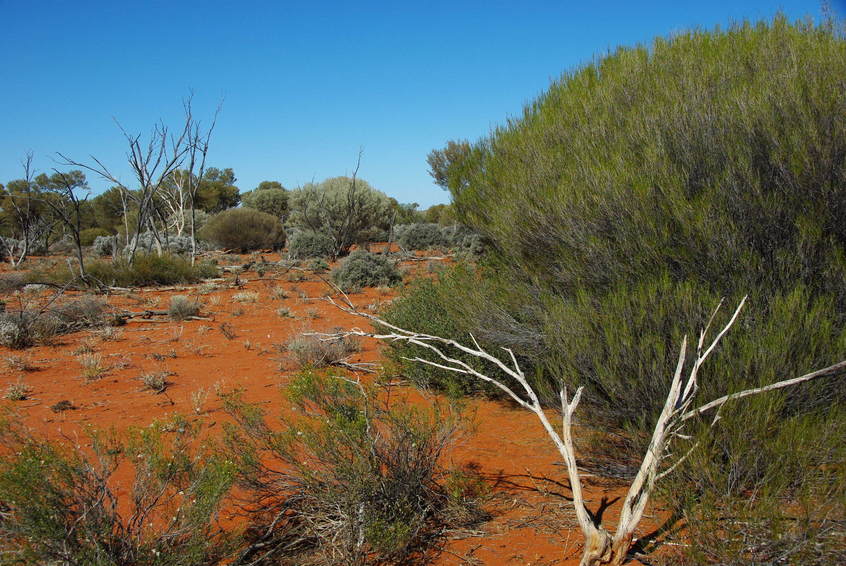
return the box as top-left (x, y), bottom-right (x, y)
top-left (313, 291), bottom-right (846, 566)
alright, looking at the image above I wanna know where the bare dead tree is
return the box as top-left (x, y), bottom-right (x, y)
top-left (0, 153), bottom-right (54, 266)
top-left (313, 292), bottom-right (846, 566)
top-left (57, 99), bottom-right (198, 262)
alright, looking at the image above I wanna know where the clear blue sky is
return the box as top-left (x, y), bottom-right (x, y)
top-left (0, 1), bottom-right (835, 207)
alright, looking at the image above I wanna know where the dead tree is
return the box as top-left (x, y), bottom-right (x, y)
top-left (37, 170), bottom-right (92, 284)
top-left (314, 293), bottom-right (846, 566)
top-left (57, 98), bottom-right (200, 262)
top-left (0, 153), bottom-right (53, 266)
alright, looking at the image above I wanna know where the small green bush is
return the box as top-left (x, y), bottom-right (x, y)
top-left (395, 223), bottom-right (445, 251)
top-left (287, 230), bottom-right (334, 259)
top-left (199, 208), bottom-right (286, 252)
top-left (331, 250), bottom-right (402, 291)
top-left (221, 370), bottom-right (486, 565)
top-left (79, 227), bottom-right (111, 247)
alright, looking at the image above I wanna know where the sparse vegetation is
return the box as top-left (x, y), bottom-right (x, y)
top-left (168, 295), bottom-right (201, 320)
top-left (286, 333), bottom-right (360, 368)
top-left (221, 371), bottom-right (486, 565)
top-left (77, 353), bottom-right (106, 381)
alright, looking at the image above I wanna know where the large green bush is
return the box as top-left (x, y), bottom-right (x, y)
top-left (199, 208), bottom-right (286, 252)
top-left (287, 229), bottom-right (334, 259)
top-left (289, 176), bottom-right (393, 258)
top-left (408, 16), bottom-right (846, 562)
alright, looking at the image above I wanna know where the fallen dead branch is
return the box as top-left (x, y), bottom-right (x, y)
top-left (315, 288), bottom-right (845, 566)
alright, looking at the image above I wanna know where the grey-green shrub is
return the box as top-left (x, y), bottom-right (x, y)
top-left (395, 223), bottom-right (445, 251)
top-left (241, 187), bottom-right (288, 219)
top-left (331, 250), bottom-right (402, 291)
top-left (199, 208), bottom-right (286, 252)
top-left (92, 234), bottom-right (119, 257)
top-left (288, 176), bottom-right (393, 257)
top-left (168, 295), bottom-right (201, 321)
top-left (287, 230), bottom-right (334, 259)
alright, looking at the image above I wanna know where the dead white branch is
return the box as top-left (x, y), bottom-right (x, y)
top-left (312, 291), bottom-right (845, 566)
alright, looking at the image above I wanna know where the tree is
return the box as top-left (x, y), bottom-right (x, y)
top-left (288, 158), bottom-right (393, 259)
top-left (34, 170), bottom-right (92, 283)
top-left (241, 185), bottom-right (288, 219)
top-left (195, 168), bottom-right (240, 213)
top-left (0, 154), bottom-right (55, 266)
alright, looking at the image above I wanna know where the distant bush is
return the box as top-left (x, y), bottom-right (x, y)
top-left (86, 253), bottom-right (218, 287)
top-left (92, 234), bottom-right (119, 257)
top-left (199, 208), bottom-right (286, 252)
top-left (395, 223), bottom-right (445, 251)
top-left (331, 250), bottom-right (402, 291)
top-left (241, 187), bottom-right (288, 219)
top-left (79, 227), bottom-right (111, 246)
top-left (221, 371), bottom-right (486, 565)
top-left (288, 176), bottom-right (393, 257)
top-left (287, 230), bottom-right (334, 260)
top-left (125, 231), bottom-right (209, 256)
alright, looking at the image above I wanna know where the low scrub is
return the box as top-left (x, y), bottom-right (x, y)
top-left (331, 250), bottom-right (402, 292)
top-left (221, 371), bottom-right (487, 565)
top-left (168, 295), bottom-right (201, 320)
top-left (0, 296), bottom-right (107, 349)
top-left (286, 333), bottom-right (360, 368)
top-left (0, 418), bottom-right (237, 566)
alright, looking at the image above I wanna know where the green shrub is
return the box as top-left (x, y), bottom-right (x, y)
top-left (199, 208), bottom-right (286, 252)
top-left (287, 229), bottom-right (334, 259)
top-left (0, 418), bottom-right (237, 566)
top-left (221, 370), bottom-right (486, 565)
top-left (79, 227), bottom-right (111, 247)
top-left (416, 16), bottom-right (846, 561)
top-left (395, 223), bottom-right (445, 251)
top-left (86, 253), bottom-right (218, 287)
top-left (241, 187), bottom-right (288, 219)
top-left (331, 250), bottom-right (402, 291)
top-left (288, 176), bottom-right (393, 257)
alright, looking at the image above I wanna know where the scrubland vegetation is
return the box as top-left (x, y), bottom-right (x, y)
top-left (0, 13), bottom-right (844, 566)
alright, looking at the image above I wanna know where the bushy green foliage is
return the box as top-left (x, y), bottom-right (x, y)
top-left (79, 227), bottom-right (111, 246)
top-left (241, 187), bottom-right (288, 219)
top-left (287, 229), bottom-right (334, 259)
top-left (289, 176), bottom-right (393, 257)
top-left (87, 253), bottom-right (218, 287)
top-left (395, 223), bottom-right (445, 251)
top-left (331, 250), bottom-right (402, 291)
top-left (409, 16), bottom-right (846, 561)
top-left (221, 370), bottom-right (485, 565)
top-left (0, 417), bottom-right (237, 565)
top-left (199, 208), bottom-right (286, 252)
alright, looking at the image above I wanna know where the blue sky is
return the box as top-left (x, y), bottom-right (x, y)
top-left (0, 1), bottom-right (834, 207)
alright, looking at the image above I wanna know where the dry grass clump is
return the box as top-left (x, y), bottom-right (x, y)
top-left (77, 353), bottom-right (106, 381)
top-left (286, 333), bottom-right (361, 369)
top-left (140, 371), bottom-right (171, 393)
top-left (4, 356), bottom-right (35, 372)
top-left (232, 291), bottom-right (259, 304)
top-left (168, 295), bottom-right (201, 321)
top-left (4, 379), bottom-right (30, 401)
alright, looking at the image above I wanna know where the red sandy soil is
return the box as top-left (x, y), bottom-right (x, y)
top-left (0, 253), bottom-right (668, 565)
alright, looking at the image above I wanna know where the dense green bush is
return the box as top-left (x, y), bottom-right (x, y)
top-left (79, 227), bottom-right (111, 247)
top-left (395, 223), bottom-right (445, 250)
top-left (287, 229), bottom-right (334, 259)
top-left (199, 208), bottom-right (286, 252)
top-left (331, 250), bottom-right (402, 291)
top-left (289, 176), bottom-right (393, 258)
top-left (87, 253), bottom-right (218, 287)
top-left (411, 16), bottom-right (846, 562)
top-left (221, 370), bottom-right (486, 565)
top-left (241, 187), bottom-right (288, 219)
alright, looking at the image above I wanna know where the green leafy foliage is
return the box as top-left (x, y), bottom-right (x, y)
top-left (287, 230), bottom-right (334, 260)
